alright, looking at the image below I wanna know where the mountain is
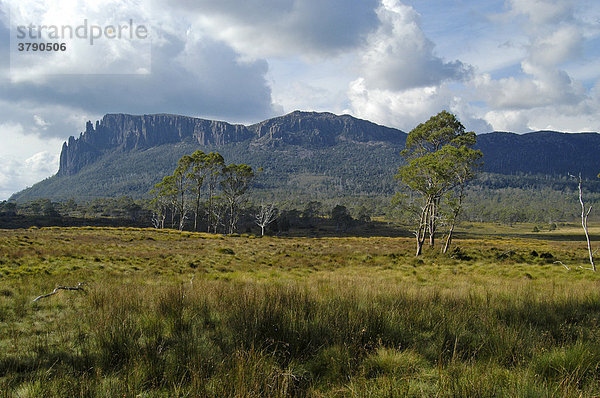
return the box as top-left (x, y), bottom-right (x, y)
top-left (9, 111), bottom-right (600, 202)
top-left (475, 131), bottom-right (600, 177)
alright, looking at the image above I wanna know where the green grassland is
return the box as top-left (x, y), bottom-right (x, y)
top-left (1, 226), bottom-right (600, 397)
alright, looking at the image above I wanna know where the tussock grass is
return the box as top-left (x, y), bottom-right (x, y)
top-left (1, 227), bottom-right (600, 396)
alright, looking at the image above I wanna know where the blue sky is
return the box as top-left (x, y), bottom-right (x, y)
top-left (0, 0), bottom-right (599, 199)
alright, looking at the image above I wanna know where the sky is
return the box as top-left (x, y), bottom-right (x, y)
top-left (0, 0), bottom-right (599, 199)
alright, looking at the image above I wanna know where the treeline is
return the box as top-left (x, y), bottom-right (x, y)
top-left (147, 150), bottom-right (380, 235)
top-left (149, 151), bottom-right (256, 234)
top-left (462, 187), bottom-right (600, 224)
top-left (0, 197), bottom-right (146, 220)
top-left (0, 196), bottom-right (380, 237)
top-left (2, 186), bottom-right (599, 231)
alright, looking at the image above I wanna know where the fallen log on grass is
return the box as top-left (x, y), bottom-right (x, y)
top-left (32, 282), bottom-right (86, 302)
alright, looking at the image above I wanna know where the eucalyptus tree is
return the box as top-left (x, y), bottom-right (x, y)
top-left (396, 111), bottom-right (482, 256)
top-left (173, 155), bottom-right (193, 231)
top-left (151, 174), bottom-right (177, 228)
top-left (187, 150), bottom-right (207, 231)
top-left (204, 152), bottom-right (225, 233)
top-left (220, 163), bottom-right (255, 234)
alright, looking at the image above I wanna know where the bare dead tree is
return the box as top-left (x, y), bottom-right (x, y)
top-left (33, 282), bottom-right (85, 302)
top-left (255, 202), bottom-right (277, 236)
top-left (571, 173), bottom-right (596, 271)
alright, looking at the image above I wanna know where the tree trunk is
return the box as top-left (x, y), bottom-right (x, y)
top-left (228, 201), bottom-right (235, 234)
top-left (194, 194), bottom-right (200, 231)
top-left (442, 184), bottom-right (464, 254)
top-left (578, 175), bottom-right (596, 271)
top-left (428, 197), bottom-right (439, 247)
top-left (442, 223), bottom-right (454, 254)
top-left (415, 200), bottom-right (430, 256)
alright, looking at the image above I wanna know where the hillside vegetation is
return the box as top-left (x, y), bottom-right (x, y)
top-left (10, 111), bottom-right (600, 202)
top-left (1, 226), bottom-right (600, 396)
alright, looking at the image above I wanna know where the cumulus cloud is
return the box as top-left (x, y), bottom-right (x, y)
top-left (0, 152), bottom-right (60, 200)
top-left (359, 0), bottom-right (472, 91)
top-left (167, 0), bottom-right (380, 58)
top-left (346, 78), bottom-right (490, 133)
top-left (345, 0), bottom-right (484, 132)
top-left (0, 32), bottom-right (276, 126)
top-left (470, 0), bottom-right (599, 132)
top-left (0, 122), bottom-right (62, 199)
top-left (472, 62), bottom-right (586, 110)
top-left (529, 25), bottom-right (582, 67)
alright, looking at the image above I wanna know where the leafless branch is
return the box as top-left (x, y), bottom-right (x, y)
top-left (255, 202), bottom-right (277, 236)
top-left (578, 266), bottom-right (596, 271)
top-left (554, 261), bottom-right (570, 271)
top-left (33, 282), bottom-right (85, 302)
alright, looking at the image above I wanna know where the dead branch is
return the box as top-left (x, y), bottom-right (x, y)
top-left (578, 266), bottom-right (596, 271)
top-left (33, 282), bottom-right (85, 302)
top-left (554, 261), bottom-right (570, 271)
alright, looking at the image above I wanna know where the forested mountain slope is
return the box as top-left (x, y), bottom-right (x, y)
top-left (9, 111), bottom-right (600, 202)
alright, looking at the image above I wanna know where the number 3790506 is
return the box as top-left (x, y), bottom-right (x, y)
top-left (17, 42), bottom-right (67, 51)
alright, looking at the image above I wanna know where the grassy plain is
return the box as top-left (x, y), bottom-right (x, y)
top-left (0, 225), bottom-right (599, 397)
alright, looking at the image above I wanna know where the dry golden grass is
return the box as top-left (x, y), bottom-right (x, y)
top-left (1, 225), bottom-right (599, 396)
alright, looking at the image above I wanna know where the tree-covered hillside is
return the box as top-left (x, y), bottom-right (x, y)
top-left (9, 111), bottom-right (600, 203)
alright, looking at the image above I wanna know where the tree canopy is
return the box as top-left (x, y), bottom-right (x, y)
top-left (396, 111), bottom-right (482, 255)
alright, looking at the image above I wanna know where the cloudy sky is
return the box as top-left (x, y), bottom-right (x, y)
top-left (1, 0), bottom-right (599, 199)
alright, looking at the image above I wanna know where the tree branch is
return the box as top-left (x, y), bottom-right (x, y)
top-left (33, 282), bottom-right (85, 302)
top-left (554, 261), bottom-right (570, 271)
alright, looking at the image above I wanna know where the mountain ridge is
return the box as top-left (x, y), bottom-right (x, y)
top-left (10, 111), bottom-right (600, 202)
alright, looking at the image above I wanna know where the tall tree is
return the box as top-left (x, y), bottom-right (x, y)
top-left (187, 150), bottom-right (207, 231)
top-left (331, 204), bottom-right (352, 232)
top-left (151, 175), bottom-right (178, 228)
top-left (204, 152), bottom-right (225, 233)
top-left (220, 163), bottom-right (255, 234)
top-left (173, 155), bottom-right (193, 231)
top-left (441, 145), bottom-right (482, 253)
top-left (396, 111), bottom-right (482, 256)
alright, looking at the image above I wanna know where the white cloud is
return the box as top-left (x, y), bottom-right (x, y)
top-left (467, 0), bottom-right (599, 132)
top-left (345, 0), bottom-right (485, 132)
top-left (0, 152), bottom-right (60, 200)
top-left (508, 0), bottom-right (574, 25)
top-left (483, 109), bottom-right (531, 132)
top-left (33, 114), bottom-right (49, 129)
top-left (359, 0), bottom-right (471, 91)
top-left (472, 63), bottom-right (586, 110)
top-left (0, 0), bottom-right (278, 126)
top-left (529, 25), bottom-right (582, 67)
top-left (0, 122), bottom-right (63, 199)
top-left (6, 0), bottom-right (152, 78)
top-left (168, 0), bottom-right (380, 58)
top-left (345, 78), bottom-right (490, 133)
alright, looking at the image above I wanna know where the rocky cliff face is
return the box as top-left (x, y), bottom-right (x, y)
top-left (250, 111), bottom-right (405, 147)
top-left (58, 111), bottom-right (406, 176)
top-left (58, 114), bottom-right (253, 176)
